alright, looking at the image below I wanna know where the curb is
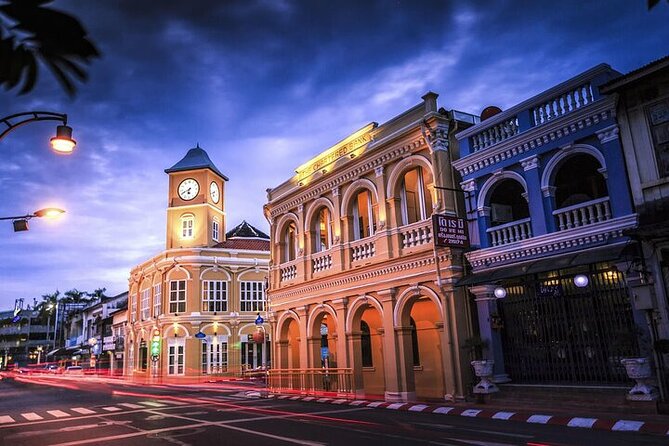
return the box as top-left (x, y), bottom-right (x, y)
top-left (250, 393), bottom-right (669, 437)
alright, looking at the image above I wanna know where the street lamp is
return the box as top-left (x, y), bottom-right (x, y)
top-left (0, 207), bottom-right (65, 232)
top-left (1, 111), bottom-right (76, 154)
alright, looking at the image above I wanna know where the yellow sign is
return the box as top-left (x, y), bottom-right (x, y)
top-left (295, 122), bottom-right (377, 182)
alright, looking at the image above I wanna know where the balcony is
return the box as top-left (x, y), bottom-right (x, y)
top-left (311, 250), bottom-right (333, 274)
top-left (553, 197), bottom-right (611, 231)
top-left (350, 238), bottom-right (375, 262)
top-left (399, 219), bottom-right (433, 249)
top-left (487, 218), bottom-right (533, 247)
top-left (280, 260), bottom-right (297, 282)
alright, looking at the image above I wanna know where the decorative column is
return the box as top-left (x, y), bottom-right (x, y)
top-left (468, 284), bottom-right (509, 383)
top-left (295, 306), bottom-right (309, 370)
top-left (330, 187), bottom-right (344, 270)
top-left (597, 125), bottom-right (633, 217)
top-left (421, 105), bottom-right (455, 215)
top-left (520, 155), bottom-right (548, 236)
top-left (331, 298), bottom-right (349, 369)
top-left (378, 288), bottom-right (415, 402)
top-left (296, 205), bottom-right (307, 282)
top-left (373, 166), bottom-right (391, 259)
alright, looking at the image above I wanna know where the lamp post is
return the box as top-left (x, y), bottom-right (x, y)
top-left (0, 207), bottom-right (65, 232)
top-left (1, 111), bottom-right (76, 154)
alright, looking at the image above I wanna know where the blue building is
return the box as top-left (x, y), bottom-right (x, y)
top-left (453, 64), bottom-right (645, 386)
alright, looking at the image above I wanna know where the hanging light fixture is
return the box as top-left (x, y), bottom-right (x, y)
top-left (573, 274), bottom-right (589, 288)
top-left (494, 286), bottom-right (507, 299)
top-left (50, 124), bottom-right (77, 154)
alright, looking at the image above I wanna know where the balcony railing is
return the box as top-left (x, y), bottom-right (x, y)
top-left (553, 196), bottom-right (611, 230)
top-left (267, 368), bottom-right (354, 398)
top-left (312, 251), bottom-right (332, 273)
top-left (400, 219), bottom-right (433, 249)
top-left (487, 217), bottom-right (533, 246)
top-left (470, 115), bottom-right (519, 152)
top-left (531, 82), bottom-right (594, 125)
top-left (280, 260), bottom-right (297, 282)
top-left (350, 238), bottom-right (375, 262)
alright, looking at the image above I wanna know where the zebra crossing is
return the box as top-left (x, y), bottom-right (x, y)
top-left (0, 399), bottom-right (189, 426)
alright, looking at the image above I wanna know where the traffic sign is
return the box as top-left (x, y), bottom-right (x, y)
top-left (194, 331), bottom-right (206, 339)
top-left (255, 315), bottom-right (264, 325)
top-left (320, 347), bottom-right (329, 359)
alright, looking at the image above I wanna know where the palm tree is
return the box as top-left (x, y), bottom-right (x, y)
top-left (87, 287), bottom-right (108, 302)
top-left (0, 0), bottom-right (100, 96)
top-left (62, 288), bottom-right (90, 304)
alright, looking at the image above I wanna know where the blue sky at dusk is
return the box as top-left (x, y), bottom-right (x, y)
top-left (0, 0), bottom-right (667, 308)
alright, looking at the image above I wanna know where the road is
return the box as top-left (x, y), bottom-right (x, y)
top-left (0, 375), bottom-right (663, 446)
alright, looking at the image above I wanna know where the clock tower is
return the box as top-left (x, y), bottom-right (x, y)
top-left (164, 145), bottom-right (228, 249)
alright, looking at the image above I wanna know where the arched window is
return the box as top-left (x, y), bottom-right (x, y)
top-left (489, 179), bottom-right (529, 226)
top-left (554, 154), bottom-right (608, 208)
top-left (360, 321), bottom-right (373, 367)
top-left (400, 167), bottom-right (433, 225)
top-left (283, 222), bottom-right (297, 262)
top-left (181, 214), bottom-right (194, 239)
top-left (313, 207), bottom-right (332, 252)
top-left (352, 190), bottom-right (376, 240)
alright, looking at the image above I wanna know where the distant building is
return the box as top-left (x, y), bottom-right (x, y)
top-left (0, 309), bottom-right (49, 367)
top-left (265, 94), bottom-right (478, 401)
top-left (127, 146), bottom-right (270, 380)
top-left (601, 56), bottom-right (669, 396)
top-left (453, 64), bottom-right (643, 387)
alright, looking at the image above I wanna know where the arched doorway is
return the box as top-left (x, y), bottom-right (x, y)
top-left (397, 291), bottom-right (445, 400)
top-left (278, 315), bottom-right (301, 369)
top-left (347, 298), bottom-right (385, 397)
top-left (308, 309), bottom-right (338, 368)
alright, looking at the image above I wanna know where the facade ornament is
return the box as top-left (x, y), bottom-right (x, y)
top-left (461, 179), bottom-right (477, 193)
top-left (297, 204), bottom-right (304, 213)
top-left (375, 166), bottom-right (384, 177)
top-left (477, 206), bottom-right (491, 217)
top-left (541, 185), bottom-right (557, 198)
top-left (596, 124), bottom-right (620, 144)
top-left (520, 155), bottom-right (540, 171)
top-left (332, 187), bottom-right (340, 197)
top-left (420, 120), bottom-right (450, 153)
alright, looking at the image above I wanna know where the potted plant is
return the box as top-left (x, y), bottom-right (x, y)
top-left (462, 336), bottom-right (498, 394)
top-left (612, 328), bottom-right (657, 401)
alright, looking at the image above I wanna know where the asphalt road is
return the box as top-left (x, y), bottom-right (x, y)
top-left (0, 375), bottom-right (663, 446)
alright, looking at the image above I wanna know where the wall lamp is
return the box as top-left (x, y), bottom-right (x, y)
top-left (573, 274), bottom-right (589, 288)
top-left (0, 207), bottom-right (65, 232)
top-left (493, 286), bottom-right (507, 299)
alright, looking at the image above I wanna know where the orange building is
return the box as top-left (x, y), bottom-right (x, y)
top-left (127, 146), bottom-right (270, 380)
top-left (264, 94), bottom-right (478, 401)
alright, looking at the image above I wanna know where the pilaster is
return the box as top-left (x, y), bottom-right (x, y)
top-left (469, 284), bottom-right (509, 383)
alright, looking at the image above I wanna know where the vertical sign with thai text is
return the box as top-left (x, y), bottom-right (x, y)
top-left (432, 214), bottom-right (470, 249)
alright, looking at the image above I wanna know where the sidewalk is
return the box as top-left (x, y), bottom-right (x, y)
top-left (252, 388), bottom-right (669, 437)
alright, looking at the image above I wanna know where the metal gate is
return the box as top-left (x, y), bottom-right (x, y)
top-left (498, 265), bottom-right (639, 384)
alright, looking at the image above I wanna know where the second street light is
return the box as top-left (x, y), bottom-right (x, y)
top-left (1, 111), bottom-right (77, 154)
top-left (0, 207), bottom-right (66, 232)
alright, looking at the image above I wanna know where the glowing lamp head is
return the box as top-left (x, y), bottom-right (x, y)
top-left (573, 274), bottom-right (589, 288)
top-left (50, 125), bottom-right (76, 154)
top-left (493, 286), bottom-right (507, 299)
top-left (33, 208), bottom-right (65, 219)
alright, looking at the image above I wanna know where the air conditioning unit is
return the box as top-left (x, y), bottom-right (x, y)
top-left (491, 203), bottom-right (514, 223)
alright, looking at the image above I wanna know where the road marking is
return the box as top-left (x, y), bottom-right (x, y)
top-left (433, 407), bottom-right (455, 414)
top-left (316, 398), bottom-right (331, 403)
top-left (21, 412), bottom-right (43, 421)
top-left (332, 399), bottom-right (348, 404)
top-left (460, 409), bottom-right (482, 417)
top-left (491, 411), bottom-right (515, 420)
top-left (71, 408), bottom-right (96, 415)
top-left (0, 416), bottom-right (15, 424)
top-left (446, 439), bottom-right (516, 446)
top-left (408, 404), bottom-right (428, 412)
top-left (567, 417), bottom-right (597, 428)
top-left (118, 403), bottom-right (143, 409)
top-left (350, 400), bottom-right (368, 406)
top-left (140, 401), bottom-right (167, 407)
top-left (612, 420), bottom-right (644, 431)
top-left (161, 400), bottom-right (189, 405)
top-left (47, 410), bottom-right (70, 418)
top-left (527, 414), bottom-right (552, 424)
top-left (386, 403), bottom-right (405, 410)
top-left (367, 401), bottom-right (385, 407)
top-left (102, 406), bottom-right (122, 412)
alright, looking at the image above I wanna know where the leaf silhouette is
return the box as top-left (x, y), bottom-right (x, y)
top-left (0, 0), bottom-right (100, 96)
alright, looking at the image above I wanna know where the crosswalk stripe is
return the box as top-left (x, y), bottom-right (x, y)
top-left (160, 400), bottom-right (188, 405)
top-left (102, 406), bottom-right (122, 412)
top-left (71, 408), bottom-right (96, 415)
top-left (21, 412), bottom-right (43, 421)
top-left (47, 410), bottom-right (70, 418)
top-left (140, 401), bottom-right (167, 407)
top-left (0, 415), bottom-right (15, 424)
top-left (118, 403), bottom-right (143, 409)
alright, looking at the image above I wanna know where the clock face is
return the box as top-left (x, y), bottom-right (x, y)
top-left (178, 178), bottom-right (199, 201)
top-left (210, 181), bottom-right (220, 204)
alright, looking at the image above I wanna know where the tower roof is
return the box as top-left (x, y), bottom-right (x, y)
top-left (165, 145), bottom-right (229, 180)
top-left (226, 220), bottom-right (270, 239)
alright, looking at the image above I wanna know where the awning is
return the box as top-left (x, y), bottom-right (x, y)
top-left (46, 348), bottom-right (66, 357)
top-left (457, 241), bottom-right (635, 287)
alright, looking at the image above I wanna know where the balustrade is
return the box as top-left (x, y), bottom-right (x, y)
top-left (350, 239), bottom-right (375, 262)
top-left (553, 197), bottom-right (611, 231)
top-left (400, 220), bottom-right (432, 248)
top-left (312, 251), bottom-right (332, 273)
top-left (470, 116), bottom-right (519, 152)
top-left (486, 218), bottom-right (533, 246)
top-left (280, 262), bottom-right (297, 282)
top-left (531, 82), bottom-right (593, 125)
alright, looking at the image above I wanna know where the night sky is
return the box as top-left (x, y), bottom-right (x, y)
top-left (0, 0), bottom-right (667, 308)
